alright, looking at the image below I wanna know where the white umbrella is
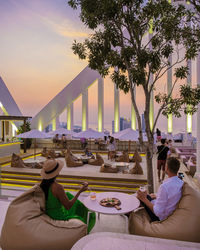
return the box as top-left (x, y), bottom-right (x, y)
top-left (112, 128), bottom-right (148, 141)
top-left (47, 128), bottom-right (74, 138)
top-left (16, 129), bottom-right (49, 159)
top-left (73, 128), bottom-right (104, 139)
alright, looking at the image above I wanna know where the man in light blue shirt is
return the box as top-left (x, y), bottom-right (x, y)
top-left (137, 157), bottom-right (183, 222)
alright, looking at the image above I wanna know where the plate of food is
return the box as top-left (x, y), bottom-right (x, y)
top-left (99, 197), bottom-right (121, 209)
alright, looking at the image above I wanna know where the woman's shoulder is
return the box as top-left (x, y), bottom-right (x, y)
top-left (51, 182), bottom-right (64, 193)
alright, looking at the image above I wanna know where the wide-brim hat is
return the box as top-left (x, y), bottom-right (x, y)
top-left (41, 159), bottom-right (64, 179)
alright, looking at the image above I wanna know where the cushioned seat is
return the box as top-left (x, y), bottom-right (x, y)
top-left (65, 154), bottom-right (83, 167)
top-left (128, 183), bottom-right (200, 243)
top-left (0, 185), bottom-right (87, 250)
top-left (130, 150), bottom-right (142, 163)
top-left (129, 162), bottom-right (143, 175)
top-left (115, 151), bottom-right (129, 163)
top-left (88, 153), bottom-right (104, 166)
top-left (11, 153), bottom-right (43, 169)
top-left (100, 163), bottom-right (118, 173)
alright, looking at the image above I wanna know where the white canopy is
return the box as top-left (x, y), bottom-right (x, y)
top-left (73, 128), bottom-right (104, 139)
top-left (112, 128), bottom-right (147, 141)
top-left (16, 129), bottom-right (49, 139)
top-left (16, 129), bottom-right (49, 159)
top-left (47, 128), bottom-right (74, 137)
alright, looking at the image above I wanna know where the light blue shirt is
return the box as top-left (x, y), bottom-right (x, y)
top-left (152, 176), bottom-right (183, 221)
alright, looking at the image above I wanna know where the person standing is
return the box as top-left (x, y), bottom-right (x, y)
top-left (157, 138), bottom-right (169, 182)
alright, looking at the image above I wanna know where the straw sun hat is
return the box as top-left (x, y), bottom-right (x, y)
top-left (41, 159), bottom-right (64, 179)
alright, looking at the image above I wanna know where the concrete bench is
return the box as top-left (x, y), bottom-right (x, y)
top-left (71, 232), bottom-right (200, 250)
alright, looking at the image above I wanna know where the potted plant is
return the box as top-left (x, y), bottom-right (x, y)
top-left (17, 122), bottom-right (32, 149)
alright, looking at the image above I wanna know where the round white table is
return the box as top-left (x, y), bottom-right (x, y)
top-left (83, 192), bottom-right (140, 232)
top-left (113, 162), bottom-right (129, 172)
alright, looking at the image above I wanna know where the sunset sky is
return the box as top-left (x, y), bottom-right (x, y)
top-left (0, 0), bottom-right (197, 134)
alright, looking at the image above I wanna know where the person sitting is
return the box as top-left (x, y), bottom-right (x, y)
top-left (61, 134), bottom-right (67, 149)
top-left (137, 157), bottom-right (183, 222)
top-left (40, 159), bottom-right (95, 233)
top-left (167, 147), bottom-right (178, 158)
top-left (84, 148), bottom-right (95, 159)
top-left (53, 134), bottom-right (60, 146)
top-left (107, 136), bottom-right (116, 160)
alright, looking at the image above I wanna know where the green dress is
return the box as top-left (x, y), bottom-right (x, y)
top-left (46, 187), bottom-right (96, 233)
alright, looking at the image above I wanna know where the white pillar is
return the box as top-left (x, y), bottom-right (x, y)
top-left (196, 53), bottom-right (200, 175)
top-left (82, 89), bottom-right (88, 131)
top-left (167, 54), bottom-right (173, 133)
top-left (67, 103), bottom-right (74, 131)
top-left (98, 78), bottom-right (104, 132)
top-left (56, 117), bottom-right (59, 129)
top-left (186, 60), bottom-right (192, 134)
top-left (114, 84), bottom-right (120, 132)
top-left (131, 103), bottom-right (136, 130)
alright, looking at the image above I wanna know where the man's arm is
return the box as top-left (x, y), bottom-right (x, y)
top-left (137, 191), bottom-right (154, 212)
top-left (137, 185), bottom-right (168, 218)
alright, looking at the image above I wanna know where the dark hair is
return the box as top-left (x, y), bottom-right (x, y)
top-left (40, 177), bottom-right (56, 200)
top-left (110, 137), bottom-right (114, 143)
top-left (161, 138), bottom-right (166, 144)
top-left (167, 157), bottom-right (180, 174)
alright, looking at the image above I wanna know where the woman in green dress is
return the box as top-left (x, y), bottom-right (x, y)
top-left (40, 159), bottom-right (95, 233)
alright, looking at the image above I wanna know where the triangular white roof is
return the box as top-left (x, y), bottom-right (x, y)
top-left (0, 76), bottom-right (22, 116)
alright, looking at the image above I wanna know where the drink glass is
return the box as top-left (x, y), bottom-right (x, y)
top-left (90, 192), bottom-right (96, 201)
top-left (139, 185), bottom-right (147, 192)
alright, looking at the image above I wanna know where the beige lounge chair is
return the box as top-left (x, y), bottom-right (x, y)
top-left (115, 151), bottom-right (129, 163)
top-left (129, 162), bottom-right (143, 175)
top-left (11, 153), bottom-right (43, 169)
top-left (88, 153), bottom-right (104, 166)
top-left (0, 185), bottom-right (87, 250)
top-left (129, 183), bottom-right (200, 243)
top-left (65, 154), bottom-right (83, 167)
top-left (100, 163), bottom-right (118, 173)
top-left (130, 150), bottom-right (142, 163)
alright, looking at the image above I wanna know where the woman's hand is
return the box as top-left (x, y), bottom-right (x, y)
top-left (80, 182), bottom-right (88, 192)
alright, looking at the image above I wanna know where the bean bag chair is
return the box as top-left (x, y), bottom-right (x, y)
top-left (11, 153), bottom-right (26, 168)
top-left (130, 150), bottom-right (142, 163)
top-left (65, 149), bottom-right (79, 161)
top-left (65, 154), bottom-right (83, 167)
top-left (115, 151), bottom-right (129, 163)
top-left (41, 147), bottom-right (49, 157)
top-left (88, 153), bottom-right (104, 166)
top-left (129, 162), bottom-right (143, 175)
top-left (128, 183), bottom-right (200, 242)
top-left (100, 163), bottom-right (118, 173)
top-left (11, 153), bottom-right (43, 169)
top-left (0, 185), bottom-right (87, 250)
top-left (47, 149), bottom-right (60, 158)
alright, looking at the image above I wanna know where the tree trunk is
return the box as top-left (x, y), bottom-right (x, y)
top-left (145, 145), bottom-right (154, 193)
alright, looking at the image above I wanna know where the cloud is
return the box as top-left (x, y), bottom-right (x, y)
top-left (7, 0), bottom-right (89, 38)
top-left (40, 16), bottom-right (89, 38)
